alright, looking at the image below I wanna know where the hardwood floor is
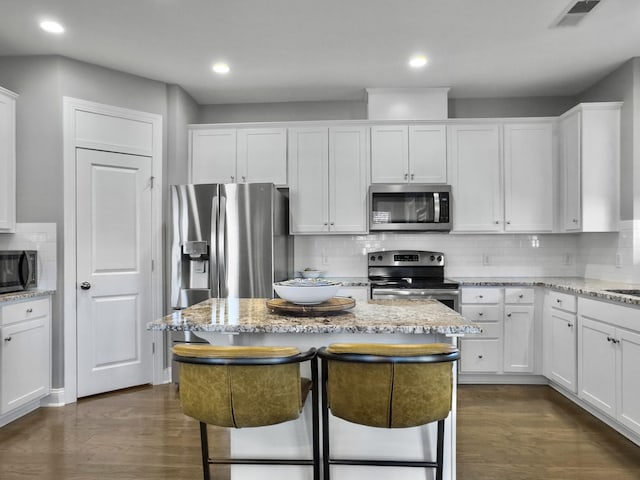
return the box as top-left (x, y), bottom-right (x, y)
top-left (0, 384), bottom-right (639, 479)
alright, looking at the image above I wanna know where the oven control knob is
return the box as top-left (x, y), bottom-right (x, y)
top-left (377, 255), bottom-right (383, 261)
top-left (370, 255), bottom-right (376, 261)
top-left (437, 255), bottom-right (443, 262)
top-left (430, 255), bottom-right (435, 261)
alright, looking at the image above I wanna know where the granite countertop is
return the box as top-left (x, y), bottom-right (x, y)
top-left (0, 289), bottom-right (56, 304)
top-left (148, 297), bottom-right (479, 335)
top-left (454, 277), bottom-right (640, 306)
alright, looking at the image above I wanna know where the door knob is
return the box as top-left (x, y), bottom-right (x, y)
top-left (80, 282), bottom-right (92, 290)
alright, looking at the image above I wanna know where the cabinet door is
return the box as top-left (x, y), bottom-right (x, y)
top-left (578, 316), bottom-right (616, 416)
top-left (237, 128), bottom-right (287, 185)
top-left (1, 317), bottom-right (50, 414)
top-left (560, 112), bottom-right (582, 231)
top-left (0, 87), bottom-right (17, 233)
top-left (408, 125), bottom-right (447, 183)
top-left (190, 129), bottom-right (237, 184)
top-left (288, 127), bottom-right (329, 233)
top-left (549, 309), bottom-right (577, 392)
top-left (503, 123), bottom-right (553, 232)
top-left (329, 126), bottom-right (368, 233)
top-left (503, 305), bottom-right (535, 372)
top-left (370, 125), bottom-right (408, 183)
top-left (448, 125), bottom-right (502, 232)
top-left (618, 328), bottom-right (640, 436)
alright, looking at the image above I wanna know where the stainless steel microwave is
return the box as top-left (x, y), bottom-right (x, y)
top-left (369, 184), bottom-right (451, 232)
top-left (0, 250), bottom-right (37, 294)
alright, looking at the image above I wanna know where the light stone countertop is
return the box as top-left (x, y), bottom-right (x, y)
top-left (454, 277), bottom-right (640, 306)
top-left (148, 297), bottom-right (479, 335)
top-left (0, 289), bottom-right (56, 304)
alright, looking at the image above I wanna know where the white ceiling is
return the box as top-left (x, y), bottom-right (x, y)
top-left (0, 0), bottom-right (639, 105)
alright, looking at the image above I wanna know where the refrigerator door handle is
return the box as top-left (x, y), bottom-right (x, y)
top-left (210, 193), bottom-right (220, 299)
top-left (217, 194), bottom-right (228, 297)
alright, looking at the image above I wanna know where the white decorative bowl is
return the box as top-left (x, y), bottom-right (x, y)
top-left (273, 279), bottom-right (341, 305)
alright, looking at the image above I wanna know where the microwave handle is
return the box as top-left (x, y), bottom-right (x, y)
top-left (18, 251), bottom-right (31, 289)
top-left (433, 192), bottom-right (441, 223)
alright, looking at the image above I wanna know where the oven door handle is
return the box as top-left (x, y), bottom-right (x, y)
top-left (372, 288), bottom-right (460, 297)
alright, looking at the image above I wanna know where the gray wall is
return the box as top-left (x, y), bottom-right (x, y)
top-left (0, 55), bottom-right (174, 389)
top-left (198, 100), bottom-right (367, 123)
top-left (578, 58), bottom-right (639, 222)
top-left (448, 96), bottom-right (577, 118)
top-left (167, 85), bottom-right (199, 185)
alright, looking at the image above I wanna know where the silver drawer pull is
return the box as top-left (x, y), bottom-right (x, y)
top-left (4, 337), bottom-right (11, 342)
top-left (478, 354), bottom-right (483, 359)
top-left (26, 308), bottom-right (33, 313)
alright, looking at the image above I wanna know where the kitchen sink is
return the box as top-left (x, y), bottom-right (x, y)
top-left (605, 289), bottom-right (640, 298)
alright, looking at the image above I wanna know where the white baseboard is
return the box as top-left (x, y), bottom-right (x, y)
top-left (458, 374), bottom-right (548, 385)
top-left (41, 388), bottom-right (66, 407)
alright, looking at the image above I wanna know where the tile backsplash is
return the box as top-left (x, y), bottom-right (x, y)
top-left (295, 221), bottom-right (640, 283)
top-left (0, 223), bottom-right (57, 289)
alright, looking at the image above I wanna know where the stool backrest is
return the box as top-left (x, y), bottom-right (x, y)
top-left (173, 345), bottom-right (316, 428)
top-left (319, 343), bottom-right (459, 428)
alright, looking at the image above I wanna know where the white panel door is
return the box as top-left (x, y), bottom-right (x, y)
top-left (549, 309), bottom-right (577, 392)
top-left (329, 126), bottom-right (368, 233)
top-left (76, 148), bottom-right (153, 397)
top-left (503, 305), bottom-right (534, 373)
top-left (288, 127), bottom-right (329, 233)
top-left (237, 128), bottom-right (287, 185)
top-left (191, 129), bottom-right (237, 184)
top-left (578, 316), bottom-right (616, 416)
top-left (448, 125), bottom-right (502, 232)
top-left (370, 125), bottom-right (409, 183)
top-left (409, 125), bottom-right (447, 183)
top-left (503, 123), bottom-right (553, 232)
top-left (618, 327), bottom-right (640, 435)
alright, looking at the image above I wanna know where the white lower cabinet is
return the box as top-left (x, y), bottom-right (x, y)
top-left (0, 296), bottom-right (51, 424)
top-left (577, 297), bottom-right (640, 437)
top-left (543, 290), bottom-right (578, 393)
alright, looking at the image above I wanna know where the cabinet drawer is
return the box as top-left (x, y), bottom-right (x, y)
top-left (465, 322), bottom-right (501, 338)
top-left (1, 298), bottom-right (50, 326)
top-left (505, 287), bottom-right (534, 304)
top-left (460, 339), bottom-right (501, 373)
top-left (461, 288), bottom-right (501, 304)
top-left (549, 291), bottom-right (577, 313)
top-left (461, 305), bottom-right (501, 322)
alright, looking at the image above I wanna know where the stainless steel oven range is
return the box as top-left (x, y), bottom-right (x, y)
top-left (368, 250), bottom-right (460, 312)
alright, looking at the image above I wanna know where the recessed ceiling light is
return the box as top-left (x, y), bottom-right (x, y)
top-left (212, 63), bottom-right (230, 74)
top-left (40, 20), bottom-right (65, 34)
top-left (409, 55), bottom-right (428, 68)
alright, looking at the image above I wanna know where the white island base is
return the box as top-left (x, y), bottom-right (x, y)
top-left (193, 331), bottom-right (459, 480)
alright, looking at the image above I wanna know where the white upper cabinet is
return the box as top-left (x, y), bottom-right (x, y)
top-left (289, 126), bottom-right (368, 234)
top-left (237, 128), bottom-right (287, 185)
top-left (503, 122), bottom-right (554, 232)
top-left (448, 124), bottom-right (502, 232)
top-left (449, 122), bottom-right (555, 233)
top-left (370, 124), bottom-right (446, 184)
top-left (190, 127), bottom-right (287, 185)
top-left (0, 86), bottom-right (17, 233)
top-left (559, 103), bottom-right (621, 232)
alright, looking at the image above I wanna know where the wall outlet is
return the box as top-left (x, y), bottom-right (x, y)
top-left (564, 253), bottom-right (573, 265)
top-left (615, 252), bottom-right (622, 268)
top-left (482, 253), bottom-right (490, 266)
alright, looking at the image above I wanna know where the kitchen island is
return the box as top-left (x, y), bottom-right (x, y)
top-left (148, 298), bottom-right (479, 480)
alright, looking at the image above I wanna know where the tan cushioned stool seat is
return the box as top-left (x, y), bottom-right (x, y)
top-left (325, 343), bottom-right (456, 428)
top-left (173, 345), bottom-right (305, 428)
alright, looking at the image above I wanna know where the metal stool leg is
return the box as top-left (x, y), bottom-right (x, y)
top-left (321, 358), bottom-right (331, 480)
top-left (311, 355), bottom-right (321, 480)
top-left (436, 419), bottom-right (445, 480)
top-left (199, 422), bottom-right (211, 480)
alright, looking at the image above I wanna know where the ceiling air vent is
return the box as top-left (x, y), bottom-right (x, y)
top-left (553, 0), bottom-right (601, 27)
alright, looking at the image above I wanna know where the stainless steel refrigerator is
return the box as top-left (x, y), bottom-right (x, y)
top-left (168, 183), bottom-right (292, 379)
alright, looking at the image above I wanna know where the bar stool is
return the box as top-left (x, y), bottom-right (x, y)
top-left (317, 343), bottom-right (460, 480)
top-left (173, 344), bottom-right (320, 480)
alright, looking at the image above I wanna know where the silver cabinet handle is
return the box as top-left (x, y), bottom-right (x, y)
top-left (410, 173), bottom-right (414, 180)
top-left (507, 313), bottom-right (512, 317)
top-left (518, 294), bottom-right (523, 298)
top-left (26, 308), bottom-right (33, 313)
top-left (230, 175), bottom-right (235, 182)
top-left (506, 221), bottom-right (511, 225)
top-left (478, 354), bottom-right (483, 359)
top-left (495, 220), bottom-right (499, 224)
top-left (404, 173), bottom-right (408, 180)
top-left (478, 312), bottom-right (483, 316)
top-left (567, 323), bottom-right (572, 328)
top-left (241, 176), bottom-right (246, 182)
top-left (4, 337), bottom-right (11, 342)
top-left (556, 299), bottom-right (562, 303)
top-left (80, 282), bottom-right (91, 290)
